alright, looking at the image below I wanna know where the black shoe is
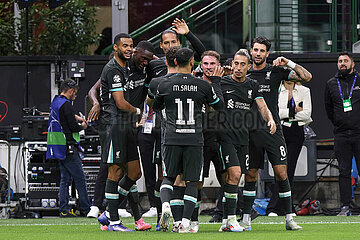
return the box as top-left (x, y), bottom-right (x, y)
top-left (60, 209), bottom-right (77, 217)
top-left (209, 213), bottom-right (222, 223)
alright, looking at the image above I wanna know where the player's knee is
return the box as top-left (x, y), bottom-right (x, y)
top-left (275, 171), bottom-right (287, 181)
top-left (245, 172), bottom-right (257, 182)
top-left (228, 171), bottom-right (241, 184)
top-left (128, 169), bottom-right (142, 181)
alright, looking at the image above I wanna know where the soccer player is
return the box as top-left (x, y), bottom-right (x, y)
top-left (88, 40), bottom-right (155, 231)
top-left (169, 50), bottom-right (226, 233)
top-left (153, 48), bottom-right (223, 233)
top-left (241, 36), bottom-right (312, 231)
top-left (98, 33), bottom-right (146, 232)
top-left (141, 18), bottom-right (206, 225)
top-left (217, 49), bottom-right (276, 232)
top-left (145, 46), bottom-right (179, 230)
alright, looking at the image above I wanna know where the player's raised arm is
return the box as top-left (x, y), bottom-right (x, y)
top-left (172, 18), bottom-right (206, 62)
top-left (273, 56), bottom-right (312, 82)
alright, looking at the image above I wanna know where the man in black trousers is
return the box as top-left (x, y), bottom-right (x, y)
top-left (325, 52), bottom-right (360, 216)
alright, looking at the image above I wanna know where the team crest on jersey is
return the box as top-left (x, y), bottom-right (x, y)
top-left (116, 151), bottom-right (121, 159)
top-left (113, 74), bottom-right (121, 83)
top-left (227, 99), bottom-right (234, 109)
top-left (265, 71), bottom-right (271, 80)
top-left (248, 90), bottom-right (253, 99)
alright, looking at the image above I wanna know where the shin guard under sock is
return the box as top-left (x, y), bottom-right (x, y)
top-left (105, 179), bottom-right (120, 222)
top-left (224, 183), bottom-right (238, 217)
top-left (277, 178), bottom-right (292, 214)
top-left (243, 181), bottom-right (256, 214)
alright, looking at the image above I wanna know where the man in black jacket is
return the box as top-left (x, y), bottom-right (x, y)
top-left (325, 52), bottom-right (360, 216)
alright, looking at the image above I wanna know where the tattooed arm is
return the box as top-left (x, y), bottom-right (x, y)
top-left (273, 56), bottom-right (312, 82)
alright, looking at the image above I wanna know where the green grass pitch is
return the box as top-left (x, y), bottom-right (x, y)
top-left (1, 215), bottom-right (360, 240)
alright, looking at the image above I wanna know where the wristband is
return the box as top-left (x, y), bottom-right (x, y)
top-left (286, 60), bottom-right (296, 69)
top-left (136, 108), bottom-right (141, 115)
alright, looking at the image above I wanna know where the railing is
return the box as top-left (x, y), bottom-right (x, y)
top-left (101, 0), bottom-right (235, 55)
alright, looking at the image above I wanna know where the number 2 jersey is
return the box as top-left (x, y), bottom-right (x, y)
top-left (218, 75), bottom-right (263, 145)
top-left (153, 73), bottom-right (223, 146)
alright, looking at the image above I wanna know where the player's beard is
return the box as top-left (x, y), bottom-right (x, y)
top-left (338, 67), bottom-right (352, 77)
top-left (117, 51), bottom-right (127, 61)
top-left (253, 57), bottom-right (266, 66)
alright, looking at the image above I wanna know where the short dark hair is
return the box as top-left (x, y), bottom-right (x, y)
top-left (160, 29), bottom-right (179, 42)
top-left (175, 48), bottom-right (194, 67)
top-left (165, 46), bottom-right (180, 68)
top-left (201, 50), bottom-right (221, 62)
top-left (113, 33), bottom-right (131, 45)
top-left (223, 58), bottom-right (233, 66)
top-left (251, 36), bottom-right (271, 52)
top-left (234, 49), bottom-right (251, 63)
top-left (60, 79), bottom-right (78, 93)
top-left (136, 40), bottom-right (154, 53)
top-left (338, 51), bottom-right (354, 61)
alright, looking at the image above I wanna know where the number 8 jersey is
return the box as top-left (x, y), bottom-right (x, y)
top-left (153, 73), bottom-right (223, 146)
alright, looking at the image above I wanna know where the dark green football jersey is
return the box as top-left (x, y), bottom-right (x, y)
top-left (218, 75), bottom-right (263, 145)
top-left (126, 58), bottom-right (149, 109)
top-left (247, 64), bottom-right (291, 127)
top-left (153, 73), bottom-right (222, 146)
top-left (99, 57), bottom-right (131, 125)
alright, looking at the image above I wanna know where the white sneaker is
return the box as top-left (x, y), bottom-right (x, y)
top-left (142, 207), bottom-right (157, 217)
top-left (238, 220), bottom-right (251, 231)
top-left (226, 217), bottom-right (245, 232)
top-left (286, 219), bottom-right (302, 231)
top-left (268, 212), bottom-right (278, 216)
top-left (178, 224), bottom-right (196, 233)
top-left (189, 221), bottom-right (199, 233)
top-left (159, 202), bottom-right (172, 231)
top-left (118, 209), bottom-right (132, 218)
top-left (87, 206), bottom-right (99, 218)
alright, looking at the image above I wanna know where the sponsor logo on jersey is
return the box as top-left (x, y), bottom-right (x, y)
top-left (259, 84), bottom-right (271, 92)
top-left (225, 155), bottom-right (230, 163)
top-left (116, 151), bottom-right (121, 159)
top-left (227, 99), bottom-right (250, 110)
top-left (227, 99), bottom-right (234, 109)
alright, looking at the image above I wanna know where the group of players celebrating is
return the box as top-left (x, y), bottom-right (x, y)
top-left (91, 18), bottom-right (312, 233)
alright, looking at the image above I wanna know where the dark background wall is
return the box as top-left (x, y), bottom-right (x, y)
top-left (0, 53), bottom-right (358, 140)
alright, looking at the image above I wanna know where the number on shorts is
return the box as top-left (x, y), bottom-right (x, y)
top-left (245, 154), bottom-right (249, 170)
top-left (280, 146), bottom-right (286, 157)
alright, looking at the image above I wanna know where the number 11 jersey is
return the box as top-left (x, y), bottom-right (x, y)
top-left (153, 73), bottom-right (222, 146)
